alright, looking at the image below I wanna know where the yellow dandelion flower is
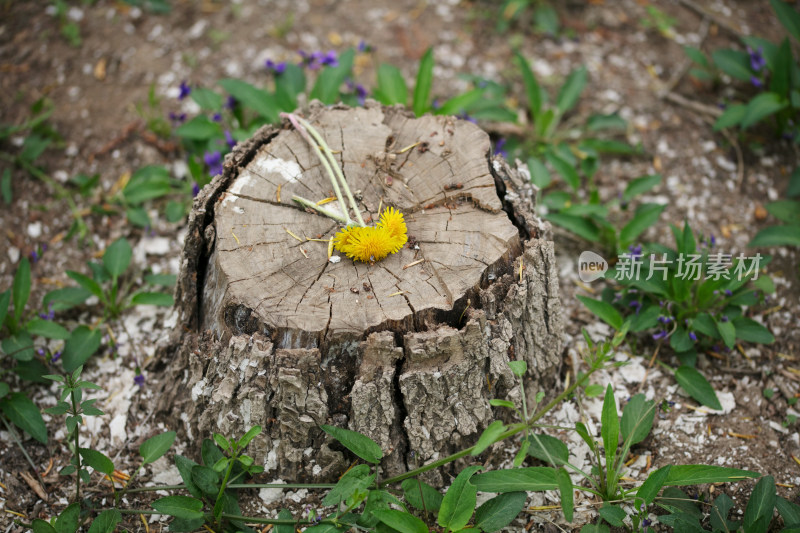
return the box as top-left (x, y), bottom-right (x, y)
top-left (333, 207), bottom-right (408, 263)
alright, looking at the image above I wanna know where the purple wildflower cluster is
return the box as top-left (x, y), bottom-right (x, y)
top-left (265, 59), bottom-right (287, 74)
top-left (30, 244), bottom-right (47, 263)
top-left (178, 80), bottom-right (191, 100)
top-left (204, 151), bottom-right (223, 177)
top-left (346, 80), bottom-right (368, 105)
top-left (298, 49), bottom-right (338, 70)
top-left (495, 138), bottom-right (508, 159)
top-left (747, 46), bottom-right (767, 89)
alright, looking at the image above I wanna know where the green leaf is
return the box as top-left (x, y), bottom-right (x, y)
top-left (103, 238), bottom-right (132, 280)
top-left (713, 104), bottom-right (747, 131)
top-left (62, 326), bottom-right (103, 373)
top-left (771, 39), bottom-right (792, 97)
top-left (715, 317), bottom-right (736, 349)
top-left (130, 291), bottom-right (174, 307)
top-left (66, 271), bottom-right (103, 300)
top-left (79, 448), bottom-right (115, 475)
top-left (733, 317), bottom-right (774, 344)
top-left (620, 203), bottom-right (666, 245)
top-left (0, 392), bottom-right (47, 443)
top-left (507, 360), bottom-right (527, 377)
top-left (629, 304), bottom-right (660, 333)
top-left (515, 52), bottom-right (545, 116)
top-left (139, 430), bottom-right (176, 464)
top-left (402, 478), bottom-right (443, 513)
top-left (623, 174), bottom-right (661, 203)
top-left (0, 289), bottom-right (9, 328)
top-left (600, 385), bottom-right (619, 473)
top-left (372, 510), bottom-right (428, 533)
top-left (674, 366), bottom-right (721, 410)
top-left (374, 64), bottom-right (408, 106)
top-left (749, 224), bottom-right (800, 247)
top-left (580, 525), bottom-right (609, 533)
top-left (489, 399), bottom-right (516, 409)
top-left (670, 327), bottom-right (693, 352)
top-left (238, 425), bottom-right (262, 448)
top-left (54, 503), bottom-right (80, 533)
top-left (127, 206), bottom-right (151, 227)
top-left (43, 287), bottom-right (91, 312)
top-left (152, 495), bottom-right (204, 520)
top-left (175, 455), bottom-right (203, 499)
top-left (218, 78), bottom-right (279, 122)
top-left (544, 213), bottom-right (600, 242)
top-left (322, 464), bottom-right (373, 507)
top-left (275, 63), bottom-right (306, 111)
top-left (789, 167), bottom-right (800, 198)
top-left (86, 509), bottom-right (121, 533)
top-left (597, 504), bottom-right (626, 527)
top-left (545, 151), bottom-right (579, 190)
top-left (2, 331), bottom-right (35, 361)
top-left (275, 509), bottom-right (295, 533)
top-left (777, 497), bottom-right (800, 528)
top-left (175, 115), bottom-right (223, 140)
top-left (556, 67), bottom-right (587, 114)
top-left (0, 168), bottom-right (10, 204)
top-left (527, 157), bottom-right (551, 188)
top-left (664, 465), bottom-right (758, 486)
top-left (765, 200), bottom-right (800, 223)
top-left (413, 48), bottom-right (434, 116)
top-left (684, 46), bottom-right (709, 67)
top-left (12, 257), bottom-right (31, 322)
top-left (123, 165), bottom-right (171, 204)
top-left (201, 438), bottom-right (224, 467)
top-left (213, 433), bottom-right (229, 450)
top-left (743, 475), bottom-right (776, 533)
top-left (577, 295), bottom-right (623, 330)
top-left (770, 0), bottom-right (800, 41)
top-left (710, 492), bottom-right (739, 532)
top-left (0, 383), bottom-right (8, 400)
top-left (556, 468), bottom-right (574, 522)
top-left (712, 49), bottom-right (752, 81)
top-left (191, 465), bottom-right (220, 496)
top-left (436, 88), bottom-right (484, 116)
top-left (526, 434), bottom-right (568, 466)
top-left (310, 49), bottom-right (355, 105)
top-left (741, 92), bottom-right (787, 129)
top-left (636, 465), bottom-right (671, 506)
top-left (438, 465), bottom-right (481, 531)
top-left (471, 420), bottom-right (507, 455)
top-left (320, 424), bottom-right (383, 464)
top-left (474, 492), bottom-right (527, 532)
top-left (26, 318), bottom-right (70, 340)
top-left (191, 87), bottom-right (223, 110)
top-left (620, 394), bottom-right (655, 445)
top-left (586, 113), bottom-right (627, 132)
top-left (470, 467), bottom-right (557, 492)
top-left (32, 519), bottom-right (56, 533)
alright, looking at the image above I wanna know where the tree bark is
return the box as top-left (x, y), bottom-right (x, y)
top-left (152, 102), bottom-right (563, 485)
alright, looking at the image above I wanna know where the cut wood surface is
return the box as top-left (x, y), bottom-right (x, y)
top-left (155, 102), bottom-right (563, 485)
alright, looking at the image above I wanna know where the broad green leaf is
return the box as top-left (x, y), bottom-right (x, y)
top-left (0, 392), bottom-right (47, 443)
top-left (175, 115), bottom-right (223, 141)
top-left (597, 504), bottom-right (626, 527)
top-left (402, 478), bottom-right (443, 513)
top-left (489, 399), bottom-right (516, 409)
top-left (712, 49), bottom-right (752, 81)
top-left (684, 46), bottom-right (709, 67)
top-left (309, 49), bottom-right (355, 105)
top-left (413, 48), bottom-right (434, 116)
top-left (26, 318), bottom-right (70, 340)
top-left (526, 434), bottom-right (568, 466)
top-left (140, 430), bottom-right (177, 464)
top-left (620, 203), bottom-right (665, 245)
top-left (438, 465), bottom-right (481, 531)
top-left (218, 79), bottom-right (279, 122)
top-left (600, 385), bottom-right (619, 474)
top-left (623, 174), bottom-right (661, 203)
top-left (86, 509), bottom-right (121, 533)
top-left (62, 325), bottom-right (103, 373)
top-left (12, 257), bottom-right (31, 322)
top-left (436, 88), bottom-right (484, 116)
top-left (629, 304), bottom-right (660, 333)
top-left (507, 360), bottom-right (526, 377)
top-left (620, 393), bottom-right (655, 445)
top-left (374, 64), bottom-right (408, 106)
top-left (0, 383), bottom-right (8, 399)
top-left (545, 151), bottom-right (579, 190)
top-left (577, 295), bottom-right (623, 330)
top-left (770, 0), bottom-right (800, 41)
top-left (66, 270), bottom-right (103, 300)
top-left (771, 39), bottom-right (792, 97)
top-left (579, 138), bottom-right (640, 155)
top-left (556, 468), bottom-right (574, 522)
top-left (710, 492), bottom-right (739, 532)
top-left (275, 63), bottom-right (306, 111)
top-left (320, 424), bottom-right (383, 464)
top-left (556, 67), bottom-right (587, 114)
top-left (123, 165), bottom-right (171, 204)
top-left (0, 168), bottom-right (10, 204)
top-left (43, 287), bottom-right (91, 312)
top-left (715, 317), bottom-right (736, 349)
top-left (544, 213), bottom-right (600, 242)
top-left (765, 200), bottom-right (800, 223)
top-left (733, 317), bottom-right (774, 344)
top-left (32, 519), bottom-right (57, 533)
top-left (586, 113), bottom-right (627, 132)
top-left (79, 448), bottom-right (115, 475)
top-left (636, 465), bottom-right (671, 506)
top-left (777, 497), bottom-right (800, 528)
top-left (514, 52), bottom-right (544, 116)
top-left (749, 224), bottom-right (800, 247)
top-left (130, 291), bottom-right (174, 307)
top-left (152, 495), bottom-right (204, 520)
top-left (474, 492), bottom-right (527, 532)
top-left (144, 273), bottom-right (177, 287)
top-left (103, 238), bottom-right (132, 280)
top-left (472, 420), bottom-right (507, 455)
top-left (713, 104), bottom-right (747, 130)
top-left (0, 289), bottom-right (10, 328)
top-left (741, 92), bottom-right (787, 129)
top-left (191, 88), bottom-right (222, 110)
top-left (2, 331), bottom-right (35, 361)
top-left (789, 167), bottom-right (800, 198)
top-left (674, 366), bottom-right (722, 410)
top-left (372, 510), bottom-right (428, 533)
top-left (201, 438), bottom-right (224, 467)
top-left (322, 464), bottom-right (373, 507)
top-left (238, 425), bottom-right (262, 448)
top-left (174, 455), bottom-right (203, 498)
top-left (664, 465), bottom-right (758, 486)
top-left (54, 503), bottom-right (81, 533)
top-left (191, 465), bottom-right (220, 496)
top-left (471, 467), bottom-right (557, 492)
top-left (274, 509), bottom-right (295, 533)
top-left (527, 157), bottom-right (551, 188)
top-left (743, 475), bottom-right (776, 533)
top-left (670, 327), bottom-right (693, 352)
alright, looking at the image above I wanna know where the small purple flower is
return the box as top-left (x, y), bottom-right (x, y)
top-left (432, 98), bottom-right (441, 110)
top-left (724, 289), bottom-right (733, 296)
top-left (265, 59), bottom-right (287, 74)
top-left (355, 84), bottom-right (368, 105)
top-left (39, 303), bottom-right (55, 320)
top-left (37, 348), bottom-right (45, 356)
top-left (658, 315), bottom-right (672, 325)
top-left (748, 46), bottom-right (767, 72)
top-left (652, 330), bottom-right (668, 340)
top-left (51, 350), bottom-right (62, 362)
top-left (457, 111), bottom-right (477, 124)
top-left (134, 372), bottom-right (145, 387)
top-left (320, 50), bottom-right (338, 67)
top-left (643, 518), bottom-right (652, 527)
top-left (628, 244), bottom-right (643, 258)
top-left (204, 151), bottom-right (223, 177)
top-left (720, 315), bottom-right (729, 322)
top-left (212, 113), bottom-right (222, 122)
top-left (358, 39), bottom-right (368, 53)
top-left (224, 130), bottom-right (236, 150)
top-left (225, 95), bottom-right (237, 110)
top-left (169, 111), bottom-right (187, 123)
top-left (495, 138), bottom-right (508, 159)
top-left (192, 182), bottom-right (200, 198)
top-left (709, 234), bottom-right (716, 248)
top-left (751, 76), bottom-right (764, 89)
top-left (629, 300), bottom-right (642, 315)
top-left (689, 331), bottom-right (698, 342)
top-left (713, 290), bottom-right (719, 295)
top-left (178, 80), bottom-right (191, 101)
top-left (30, 249), bottom-right (39, 263)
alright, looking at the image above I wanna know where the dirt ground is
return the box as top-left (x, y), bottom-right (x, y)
top-left (1, 0), bottom-right (799, 531)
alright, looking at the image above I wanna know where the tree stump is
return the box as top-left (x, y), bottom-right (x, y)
top-left (154, 102), bottom-right (563, 485)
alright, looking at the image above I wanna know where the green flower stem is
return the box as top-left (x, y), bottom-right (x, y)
top-left (379, 368), bottom-right (596, 488)
top-left (281, 113), bottom-right (353, 226)
top-left (289, 113), bottom-right (366, 227)
top-left (70, 389), bottom-right (82, 503)
top-left (292, 195), bottom-right (349, 224)
top-left (115, 482), bottom-right (337, 496)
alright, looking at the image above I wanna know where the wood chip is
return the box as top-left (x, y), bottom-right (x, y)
top-left (402, 259), bottom-right (424, 270)
top-left (19, 471), bottom-right (47, 501)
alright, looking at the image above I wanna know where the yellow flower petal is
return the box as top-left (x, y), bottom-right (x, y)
top-left (332, 208), bottom-right (408, 263)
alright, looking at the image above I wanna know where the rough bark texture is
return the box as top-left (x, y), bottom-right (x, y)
top-left (153, 101), bottom-right (563, 486)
